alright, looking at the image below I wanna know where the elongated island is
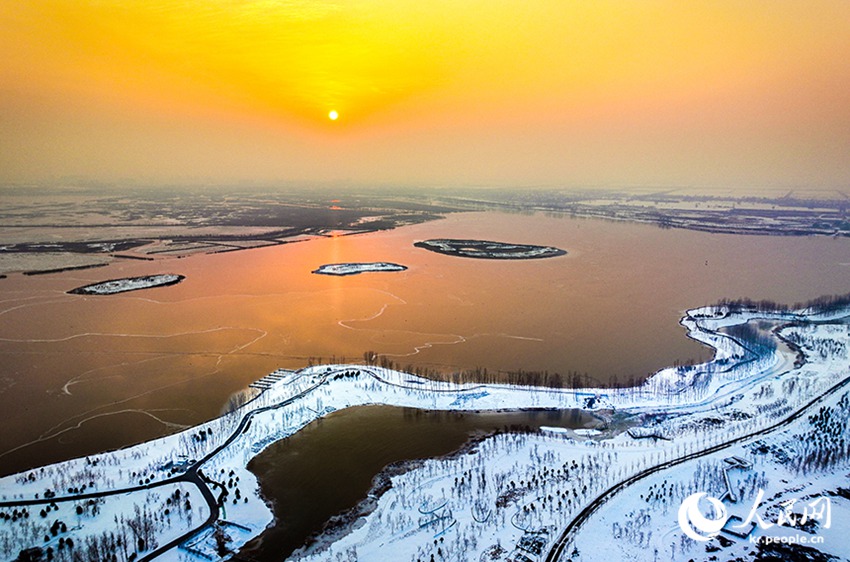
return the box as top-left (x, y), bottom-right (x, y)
top-left (414, 238), bottom-right (566, 259)
top-left (67, 274), bottom-right (185, 295)
top-left (312, 262), bottom-right (408, 276)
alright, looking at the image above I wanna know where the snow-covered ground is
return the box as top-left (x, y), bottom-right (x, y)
top-left (311, 262), bottom-right (408, 276)
top-left (68, 274), bottom-right (185, 295)
top-left (1, 304), bottom-right (849, 561)
top-left (414, 239), bottom-right (567, 259)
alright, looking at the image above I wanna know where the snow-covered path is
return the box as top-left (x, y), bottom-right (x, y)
top-left (2, 304), bottom-right (849, 562)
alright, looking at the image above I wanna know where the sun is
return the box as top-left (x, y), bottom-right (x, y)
top-left (328, 110), bottom-right (339, 121)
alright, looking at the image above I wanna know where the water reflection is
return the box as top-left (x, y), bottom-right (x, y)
top-left (2, 211), bottom-right (850, 473)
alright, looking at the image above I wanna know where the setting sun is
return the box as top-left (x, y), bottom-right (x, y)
top-left (1, 1), bottom-right (849, 188)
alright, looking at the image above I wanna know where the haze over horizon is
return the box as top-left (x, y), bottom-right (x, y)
top-left (2, 1), bottom-right (849, 191)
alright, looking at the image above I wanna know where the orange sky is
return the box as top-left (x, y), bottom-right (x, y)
top-left (1, 1), bottom-right (849, 190)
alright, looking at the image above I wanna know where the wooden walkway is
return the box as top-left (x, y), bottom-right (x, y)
top-left (248, 368), bottom-right (295, 391)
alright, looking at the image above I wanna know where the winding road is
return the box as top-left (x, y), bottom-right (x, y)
top-left (544, 370), bottom-right (850, 562)
top-left (1, 365), bottom-right (442, 560)
top-left (3, 315), bottom-right (845, 562)
top-left (0, 368), bottom-right (331, 560)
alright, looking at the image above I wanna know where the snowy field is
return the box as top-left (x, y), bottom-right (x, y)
top-left (2, 303), bottom-right (849, 561)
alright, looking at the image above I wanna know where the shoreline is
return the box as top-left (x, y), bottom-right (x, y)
top-left (1, 301), bottom-right (848, 561)
top-left (284, 435), bottom-right (491, 560)
top-left (249, 408), bottom-right (611, 561)
top-left (22, 262), bottom-right (109, 276)
top-left (0, 207), bottom-right (454, 277)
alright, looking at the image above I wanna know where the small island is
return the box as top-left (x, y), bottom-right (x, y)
top-left (414, 238), bottom-right (566, 259)
top-left (68, 274), bottom-right (185, 295)
top-left (312, 262), bottom-right (408, 276)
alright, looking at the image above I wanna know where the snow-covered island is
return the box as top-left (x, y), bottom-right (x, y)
top-left (312, 262), bottom-right (408, 276)
top-left (67, 274), bottom-right (185, 295)
top-left (414, 239), bottom-right (567, 260)
top-left (2, 301), bottom-right (850, 561)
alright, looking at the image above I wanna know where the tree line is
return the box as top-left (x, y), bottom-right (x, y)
top-left (717, 291), bottom-right (850, 314)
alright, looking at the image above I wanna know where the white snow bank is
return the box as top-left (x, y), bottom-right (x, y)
top-left (3, 303), bottom-right (850, 561)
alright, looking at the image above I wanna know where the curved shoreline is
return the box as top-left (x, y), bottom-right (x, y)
top-left (247, 407), bottom-right (606, 561)
top-left (284, 436), bottom-right (488, 560)
top-left (1, 302), bottom-right (848, 561)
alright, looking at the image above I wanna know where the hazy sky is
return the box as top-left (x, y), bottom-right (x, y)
top-left (2, 1), bottom-right (849, 190)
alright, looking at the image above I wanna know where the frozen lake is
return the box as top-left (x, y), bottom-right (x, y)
top-left (2, 211), bottom-right (850, 474)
